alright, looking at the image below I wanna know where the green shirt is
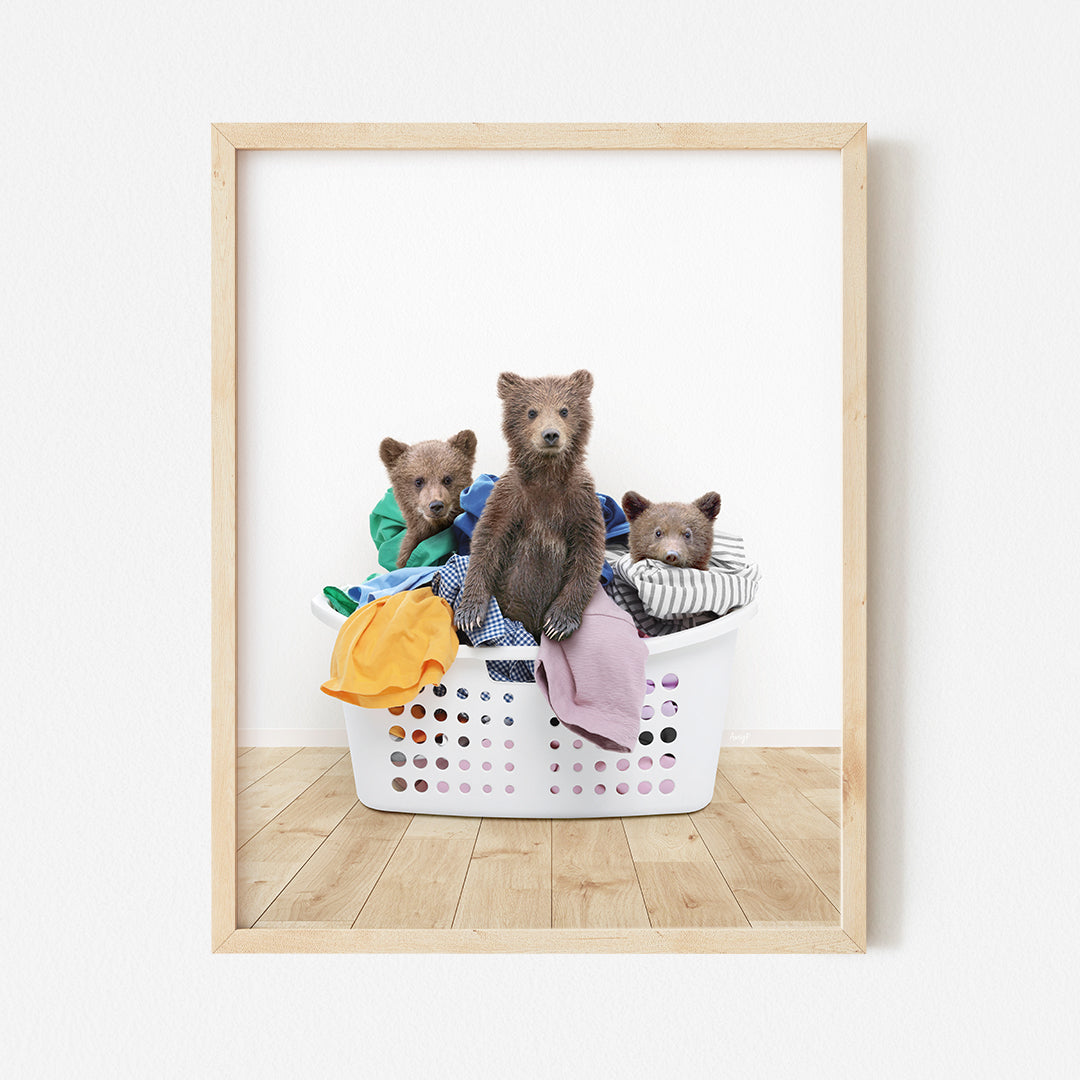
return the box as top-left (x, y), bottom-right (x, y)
top-left (369, 487), bottom-right (458, 571)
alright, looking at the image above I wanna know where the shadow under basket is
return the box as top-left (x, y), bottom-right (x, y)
top-left (311, 593), bottom-right (757, 818)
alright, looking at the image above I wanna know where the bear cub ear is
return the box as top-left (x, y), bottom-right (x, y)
top-left (695, 491), bottom-right (722, 521)
top-left (448, 429), bottom-right (477, 462)
top-left (379, 437), bottom-right (409, 469)
top-left (568, 368), bottom-right (594, 396)
top-left (621, 490), bottom-right (652, 521)
top-left (496, 372), bottom-right (524, 399)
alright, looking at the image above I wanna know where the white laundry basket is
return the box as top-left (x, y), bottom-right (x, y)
top-left (311, 592), bottom-right (757, 818)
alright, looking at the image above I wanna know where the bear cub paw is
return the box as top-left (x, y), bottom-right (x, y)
top-left (453, 589), bottom-right (489, 634)
top-left (543, 604), bottom-right (582, 642)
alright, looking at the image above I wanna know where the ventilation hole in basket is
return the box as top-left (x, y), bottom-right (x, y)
top-left (594, 784), bottom-right (606, 795)
top-left (505, 785), bottom-right (515, 794)
top-left (411, 704), bottom-right (426, 719)
top-left (573, 762), bottom-right (583, 772)
top-left (660, 754), bottom-right (676, 769)
top-left (505, 762), bottom-right (515, 772)
top-left (639, 731), bottom-right (654, 746)
top-left (413, 755), bottom-right (427, 768)
top-left (550, 785), bottom-right (560, 794)
top-left (457, 711), bottom-right (469, 723)
top-left (411, 730), bottom-right (426, 744)
top-left (660, 727), bottom-right (678, 743)
top-left (661, 673), bottom-right (679, 689)
top-left (503, 692), bottom-right (514, 703)
top-left (391, 777), bottom-right (407, 792)
top-left (480, 714), bottom-right (492, 724)
top-left (459, 759), bottom-right (470, 771)
top-left (594, 761), bottom-right (607, 772)
top-left (482, 761), bottom-right (492, 771)
top-left (641, 705), bottom-right (655, 721)
top-left (550, 763), bottom-right (559, 772)
top-left (504, 739), bottom-right (514, 749)
top-left (483, 784), bottom-right (492, 793)
top-left (639, 756), bottom-right (654, 770)
top-left (434, 732), bottom-right (447, 745)
top-left (616, 782), bottom-right (629, 795)
top-left (480, 690), bottom-right (491, 701)
top-left (549, 716), bottom-right (560, 727)
top-left (437, 781), bottom-right (449, 793)
top-left (436, 757), bottom-right (449, 770)
top-left (458, 735), bottom-right (470, 747)
top-left (659, 779), bottom-right (675, 794)
top-left (645, 679), bottom-right (655, 695)
top-left (616, 758), bottom-right (630, 771)
top-left (388, 725), bottom-right (405, 742)
top-left (434, 709), bottom-right (447, 722)
top-left (572, 785), bottom-right (583, 794)
top-left (481, 738), bottom-right (492, 748)
top-left (390, 752), bottom-right (406, 767)
top-left (460, 782), bottom-right (471, 792)
top-left (432, 684), bottom-right (447, 697)
top-left (388, 705), bottom-right (405, 716)
top-left (415, 779), bottom-right (428, 792)
top-left (638, 780), bottom-right (652, 794)
top-left (503, 716), bottom-right (514, 726)
top-left (456, 687), bottom-right (468, 699)
top-left (550, 740), bottom-right (560, 750)
top-left (661, 700), bottom-right (678, 717)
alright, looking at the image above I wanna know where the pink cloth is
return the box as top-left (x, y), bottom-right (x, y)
top-left (535, 586), bottom-right (649, 753)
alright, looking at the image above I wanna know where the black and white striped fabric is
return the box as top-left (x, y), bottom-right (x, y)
top-left (603, 532), bottom-right (761, 636)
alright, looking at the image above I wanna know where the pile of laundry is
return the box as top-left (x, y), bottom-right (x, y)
top-left (320, 474), bottom-right (760, 753)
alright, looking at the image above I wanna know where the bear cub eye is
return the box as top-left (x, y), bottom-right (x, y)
top-left (442, 475), bottom-right (452, 486)
top-left (559, 407), bottom-right (569, 418)
top-left (527, 408), bottom-right (538, 420)
top-left (683, 529), bottom-right (692, 540)
top-left (655, 529), bottom-right (663, 538)
top-left (414, 477), bottom-right (424, 489)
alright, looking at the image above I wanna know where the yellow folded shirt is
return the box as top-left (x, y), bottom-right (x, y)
top-left (320, 587), bottom-right (459, 709)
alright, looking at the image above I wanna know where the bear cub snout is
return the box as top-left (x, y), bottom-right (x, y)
top-left (622, 490), bottom-right (722, 570)
top-left (379, 430), bottom-right (477, 568)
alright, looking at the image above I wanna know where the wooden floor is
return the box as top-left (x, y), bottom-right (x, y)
top-left (236, 746), bottom-right (841, 931)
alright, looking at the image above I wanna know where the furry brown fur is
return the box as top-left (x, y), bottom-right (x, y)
top-left (456, 370), bottom-right (605, 641)
top-left (621, 490), bottom-right (722, 570)
top-left (379, 430), bottom-right (477, 568)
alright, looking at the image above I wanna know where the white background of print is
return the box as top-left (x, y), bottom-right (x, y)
top-left (238, 148), bottom-right (840, 742)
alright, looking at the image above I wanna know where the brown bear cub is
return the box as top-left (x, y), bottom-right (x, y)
top-left (456, 370), bottom-right (605, 641)
top-left (621, 490), bottom-right (722, 570)
top-left (379, 430), bottom-right (477, 568)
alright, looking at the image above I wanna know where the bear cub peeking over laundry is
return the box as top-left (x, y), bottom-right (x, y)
top-left (622, 490), bottom-right (722, 570)
top-left (379, 430), bottom-right (477, 568)
top-left (456, 370), bottom-right (605, 641)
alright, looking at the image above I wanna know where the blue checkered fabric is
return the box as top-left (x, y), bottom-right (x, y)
top-left (431, 554), bottom-right (537, 682)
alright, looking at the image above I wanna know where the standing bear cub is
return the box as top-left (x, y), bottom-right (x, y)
top-left (456, 370), bottom-right (605, 641)
top-left (379, 430), bottom-right (477, 568)
top-left (621, 490), bottom-right (722, 570)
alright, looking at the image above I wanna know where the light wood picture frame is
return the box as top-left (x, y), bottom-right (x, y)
top-left (211, 122), bottom-right (867, 954)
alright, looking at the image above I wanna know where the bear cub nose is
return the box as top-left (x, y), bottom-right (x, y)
top-left (542, 428), bottom-right (561, 446)
top-left (428, 500), bottom-right (445, 515)
top-left (664, 550), bottom-right (681, 564)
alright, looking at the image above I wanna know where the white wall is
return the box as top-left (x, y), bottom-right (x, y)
top-left (3, 2), bottom-right (1078, 1078)
top-left (237, 149), bottom-right (841, 744)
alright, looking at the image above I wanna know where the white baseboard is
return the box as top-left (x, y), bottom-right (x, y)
top-left (722, 729), bottom-right (840, 748)
top-left (239, 727), bottom-right (840, 749)
top-left (239, 727), bottom-right (348, 748)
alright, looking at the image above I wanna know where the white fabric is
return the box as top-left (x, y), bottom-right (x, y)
top-left (604, 533), bottom-right (761, 636)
